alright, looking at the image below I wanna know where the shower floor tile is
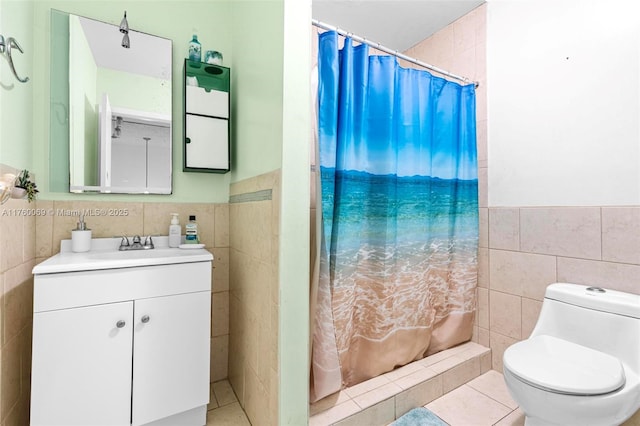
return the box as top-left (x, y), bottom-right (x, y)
top-left (204, 346), bottom-right (640, 426)
top-left (310, 341), bottom-right (492, 426)
top-left (206, 370), bottom-right (640, 425)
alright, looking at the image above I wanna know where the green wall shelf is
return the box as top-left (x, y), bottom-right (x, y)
top-left (183, 59), bottom-right (230, 173)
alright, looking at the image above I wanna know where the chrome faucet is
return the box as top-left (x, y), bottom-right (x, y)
top-left (119, 235), bottom-right (154, 251)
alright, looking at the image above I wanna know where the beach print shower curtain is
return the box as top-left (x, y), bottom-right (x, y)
top-left (311, 31), bottom-right (479, 402)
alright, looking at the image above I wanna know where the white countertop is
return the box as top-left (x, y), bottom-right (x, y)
top-left (33, 237), bottom-right (213, 275)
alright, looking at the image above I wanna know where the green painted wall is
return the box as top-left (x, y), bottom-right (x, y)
top-left (229, 1), bottom-right (311, 424)
top-left (229, 1), bottom-right (284, 183)
top-left (97, 68), bottom-right (171, 114)
top-left (278, 1), bottom-right (311, 424)
top-left (0, 0), bottom-right (34, 171)
top-left (33, 1), bottom-right (233, 202)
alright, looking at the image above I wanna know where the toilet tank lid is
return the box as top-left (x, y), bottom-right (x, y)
top-left (545, 283), bottom-right (640, 319)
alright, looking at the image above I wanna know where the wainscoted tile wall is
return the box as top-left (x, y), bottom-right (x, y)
top-left (0, 197), bottom-right (36, 425)
top-left (33, 200), bottom-right (231, 383)
top-left (228, 170), bottom-right (280, 426)
top-left (479, 207), bottom-right (640, 373)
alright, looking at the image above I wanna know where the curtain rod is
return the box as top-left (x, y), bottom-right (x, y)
top-left (312, 19), bottom-right (478, 88)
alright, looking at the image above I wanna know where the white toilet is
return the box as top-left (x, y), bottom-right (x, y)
top-left (503, 283), bottom-right (640, 426)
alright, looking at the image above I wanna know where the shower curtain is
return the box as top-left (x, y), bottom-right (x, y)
top-left (311, 31), bottom-right (479, 402)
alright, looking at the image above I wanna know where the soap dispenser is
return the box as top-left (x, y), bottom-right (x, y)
top-left (71, 214), bottom-right (91, 253)
top-left (168, 213), bottom-right (181, 248)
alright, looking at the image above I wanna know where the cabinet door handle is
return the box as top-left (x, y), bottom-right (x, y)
top-left (116, 320), bottom-right (126, 328)
top-left (141, 315), bottom-right (150, 323)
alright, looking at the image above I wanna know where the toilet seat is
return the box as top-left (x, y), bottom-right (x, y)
top-left (503, 335), bottom-right (625, 396)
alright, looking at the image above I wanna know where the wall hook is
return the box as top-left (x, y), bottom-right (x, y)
top-left (0, 35), bottom-right (29, 83)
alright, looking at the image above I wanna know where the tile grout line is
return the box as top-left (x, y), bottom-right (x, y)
top-left (491, 406), bottom-right (520, 426)
top-left (315, 349), bottom-right (490, 425)
top-left (465, 383), bottom-right (515, 413)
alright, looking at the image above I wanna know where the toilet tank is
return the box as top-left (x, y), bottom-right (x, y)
top-left (530, 283), bottom-right (640, 374)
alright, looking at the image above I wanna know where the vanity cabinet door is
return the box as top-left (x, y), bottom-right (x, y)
top-left (131, 291), bottom-right (211, 426)
top-left (30, 301), bottom-right (134, 426)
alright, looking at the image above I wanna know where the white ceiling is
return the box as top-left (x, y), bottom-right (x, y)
top-left (312, 0), bottom-right (485, 52)
top-left (78, 15), bottom-right (171, 81)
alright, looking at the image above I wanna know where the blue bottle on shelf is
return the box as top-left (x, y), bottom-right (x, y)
top-left (188, 35), bottom-right (201, 62)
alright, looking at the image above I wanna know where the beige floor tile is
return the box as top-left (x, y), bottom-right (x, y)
top-left (623, 408), bottom-right (640, 426)
top-left (213, 379), bottom-right (238, 406)
top-left (494, 408), bottom-right (525, 426)
top-left (207, 384), bottom-right (219, 411)
top-left (426, 384), bottom-right (512, 426)
top-left (467, 371), bottom-right (518, 410)
top-left (206, 402), bottom-right (251, 426)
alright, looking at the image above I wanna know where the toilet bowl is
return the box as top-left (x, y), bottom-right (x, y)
top-left (502, 283), bottom-right (640, 426)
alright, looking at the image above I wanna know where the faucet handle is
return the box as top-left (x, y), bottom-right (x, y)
top-left (144, 235), bottom-right (154, 249)
top-left (118, 235), bottom-right (130, 251)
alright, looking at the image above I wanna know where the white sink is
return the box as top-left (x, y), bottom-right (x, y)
top-left (33, 237), bottom-right (213, 275)
top-left (86, 248), bottom-right (191, 261)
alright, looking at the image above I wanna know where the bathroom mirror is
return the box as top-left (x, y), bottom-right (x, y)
top-left (50, 10), bottom-right (172, 194)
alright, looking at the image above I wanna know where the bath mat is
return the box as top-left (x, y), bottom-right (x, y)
top-left (392, 407), bottom-right (448, 426)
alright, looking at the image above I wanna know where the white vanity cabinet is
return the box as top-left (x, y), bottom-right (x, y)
top-left (31, 252), bottom-right (212, 426)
